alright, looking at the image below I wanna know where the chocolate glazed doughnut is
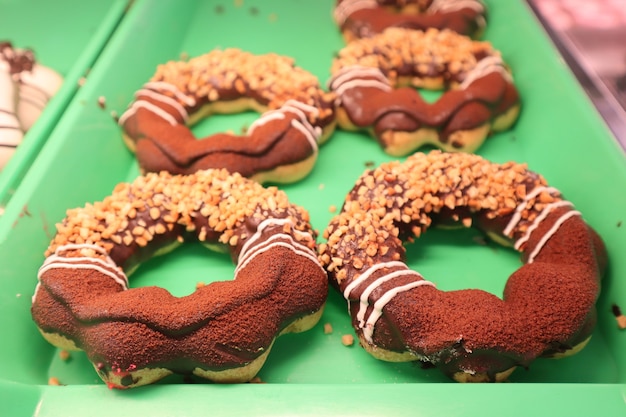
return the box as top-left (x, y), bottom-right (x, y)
top-left (318, 151), bottom-right (607, 382)
top-left (0, 41), bottom-right (63, 170)
top-left (118, 48), bottom-right (336, 184)
top-left (334, 0), bottom-right (487, 42)
top-left (329, 28), bottom-right (520, 156)
top-left (31, 169), bottom-right (327, 388)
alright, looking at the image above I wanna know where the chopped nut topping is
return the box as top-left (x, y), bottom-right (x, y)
top-left (331, 28), bottom-right (500, 85)
top-left (319, 151), bottom-right (553, 285)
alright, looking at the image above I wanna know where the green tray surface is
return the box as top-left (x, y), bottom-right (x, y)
top-left (0, 0), bottom-right (625, 415)
top-left (0, 0), bottom-right (129, 206)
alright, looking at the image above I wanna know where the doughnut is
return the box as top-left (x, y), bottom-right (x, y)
top-left (328, 28), bottom-right (520, 156)
top-left (31, 168), bottom-right (328, 388)
top-left (334, 0), bottom-right (487, 42)
top-left (0, 41), bottom-right (63, 170)
top-left (318, 151), bottom-right (607, 382)
top-left (0, 57), bottom-right (22, 170)
top-left (118, 48), bottom-right (336, 184)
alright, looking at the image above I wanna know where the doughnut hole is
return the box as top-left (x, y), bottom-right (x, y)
top-left (403, 225), bottom-right (520, 297)
top-left (129, 241), bottom-right (234, 298)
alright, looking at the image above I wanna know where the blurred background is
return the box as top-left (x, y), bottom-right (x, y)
top-left (528, 0), bottom-right (626, 149)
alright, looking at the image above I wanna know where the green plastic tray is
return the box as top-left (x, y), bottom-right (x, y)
top-left (0, 0), bottom-right (130, 207)
top-left (1, 0), bottom-right (625, 415)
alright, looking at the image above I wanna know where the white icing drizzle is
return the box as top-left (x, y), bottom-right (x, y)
top-left (329, 66), bottom-right (390, 90)
top-left (247, 100), bottom-right (321, 148)
top-left (235, 235), bottom-right (323, 277)
top-left (429, 0), bottom-right (485, 13)
top-left (526, 210), bottom-right (581, 264)
top-left (235, 218), bottom-right (322, 277)
top-left (237, 218), bottom-right (313, 263)
top-left (330, 66), bottom-right (392, 104)
top-left (134, 88), bottom-right (189, 122)
top-left (343, 261), bottom-right (435, 343)
top-left (459, 55), bottom-right (512, 89)
top-left (334, 78), bottom-right (393, 98)
top-left (248, 100), bottom-right (317, 135)
top-left (34, 243), bottom-right (128, 303)
top-left (246, 111), bottom-right (286, 135)
top-left (343, 260), bottom-right (408, 299)
top-left (514, 200), bottom-right (573, 250)
top-left (118, 100), bottom-right (178, 127)
top-left (363, 279), bottom-right (435, 343)
top-left (282, 99), bottom-right (320, 118)
top-left (118, 81), bottom-right (196, 127)
top-left (355, 269), bottom-right (427, 326)
top-left (290, 119), bottom-right (319, 152)
top-left (503, 186), bottom-right (559, 237)
top-left (333, 0), bottom-right (378, 25)
top-left (143, 81), bottom-right (196, 106)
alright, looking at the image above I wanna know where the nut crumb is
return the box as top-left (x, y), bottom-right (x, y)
top-left (59, 350), bottom-right (71, 361)
top-left (249, 376), bottom-right (264, 383)
top-left (323, 323), bottom-right (333, 334)
top-left (97, 96), bottom-right (106, 109)
top-left (341, 334), bottom-right (354, 346)
top-left (329, 205), bottom-right (337, 213)
top-left (318, 183), bottom-right (325, 190)
top-left (612, 304), bottom-right (626, 329)
top-left (48, 377), bottom-right (61, 386)
top-left (196, 281), bottom-right (206, 289)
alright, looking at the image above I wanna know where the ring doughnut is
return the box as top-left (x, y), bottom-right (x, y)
top-left (328, 28), bottom-right (520, 156)
top-left (31, 168), bottom-right (328, 388)
top-left (118, 48), bottom-right (336, 184)
top-left (318, 151), bottom-right (607, 382)
top-left (0, 41), bottom-right (63, 170)
top-left (334, 0), bottom-right (487, 42)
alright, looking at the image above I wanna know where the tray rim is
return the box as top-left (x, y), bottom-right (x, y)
top-left (0, 0), bottom-right (625, 416)
top-left (0, 0), bottom-right (131, 206)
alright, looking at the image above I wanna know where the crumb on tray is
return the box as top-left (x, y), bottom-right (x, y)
top-left (341, 334), bottom-right (354, 346)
